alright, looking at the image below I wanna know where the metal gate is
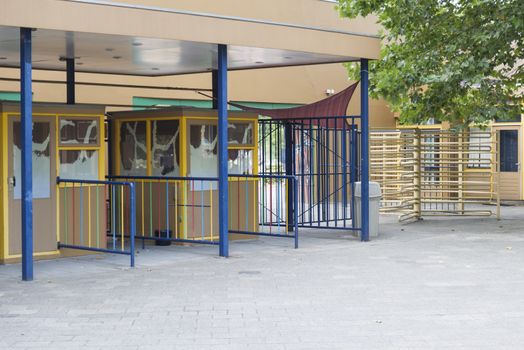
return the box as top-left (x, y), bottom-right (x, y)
top-left (370, 129), bottom-right (500, 222)
top-left (258, 116), bottom-right (361, 231)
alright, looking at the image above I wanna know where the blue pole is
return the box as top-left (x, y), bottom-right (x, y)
top-left (66, 58), bottom-right (75, 104)
top-left (360, 59), bottom-right (370, 242)
top-left (129, 183), bottom-right (136, 267)
top-left (20, 28), bottom-right (33, 281)
top-left (217, 44), bottom-right (229, 257)
top-left (285, 123), bottom-right (294, 232)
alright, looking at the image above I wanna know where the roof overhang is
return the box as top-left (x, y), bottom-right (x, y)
top-left (0, 0), bottom-right (380, 76)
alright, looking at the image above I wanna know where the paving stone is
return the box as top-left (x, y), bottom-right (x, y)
top-left (1, 207), bottom-right (524, 349)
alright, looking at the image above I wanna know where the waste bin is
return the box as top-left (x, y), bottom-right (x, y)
top-left (353, 181), bottom-right (381, 239)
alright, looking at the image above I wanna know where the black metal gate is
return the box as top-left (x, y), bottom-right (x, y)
top-left (258, 116), bottom-right (361, 232)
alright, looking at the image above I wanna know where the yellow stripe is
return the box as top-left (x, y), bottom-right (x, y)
top-left (88, 186), bottom-right (91, 247)
top-left (209, 185), bottom-right (213, 240)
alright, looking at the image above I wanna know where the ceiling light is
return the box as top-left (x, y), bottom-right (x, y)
top-left (132, 42), bottom-right (143, 46)
top-left (255, 61), bottom-right (264, 64)
top-left (0, 57), bottom-right (7, 60)
top-left (112, 56), bottom-right (122, 60)
top-left (105, 48), bottom-right (114, 52)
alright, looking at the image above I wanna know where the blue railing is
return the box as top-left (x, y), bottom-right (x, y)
top-left (107, 173), bottom-right (299, 249)
top-left (107, 175), bottom-right (220, 247)
top-left (56, 177), bottom-right (136, 267)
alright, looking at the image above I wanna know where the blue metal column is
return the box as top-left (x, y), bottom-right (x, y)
top-left (66, 58), bottom-right (75, 104)
top-left (20, 28), bottom-right (33, 281)
top-left (360, 59), bottom-right (370, 242)
top-left (217, 44), bottom-right (229, 257)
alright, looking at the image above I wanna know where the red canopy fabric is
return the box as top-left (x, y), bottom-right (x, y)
top-left (229, 81), bottom-right (359, 127)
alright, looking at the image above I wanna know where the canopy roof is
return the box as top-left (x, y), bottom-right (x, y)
top-left (0, 0), bottom-right (380, 76)
top-left (230, 82), bottom-right (359, 126)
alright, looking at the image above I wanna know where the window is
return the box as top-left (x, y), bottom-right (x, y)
top-left (188, 120), bottom-right (256, 177)
top-left (60, 118), bottom-right (98, 145)
top-left (12, 121), bottom-right (51, 199)
top-left (500, 130), bottom-right (519, 172)
top-left (189, 123), bottom-right (218, 177)
top-left (59, 150), bottom-right (99, 180)
top-left (58, 116), bottom-right (102, 180)
top-left (151, 120), bottom-right (180, 176)
top-left (120, 121), bottom-right (147, 176)
top-left (468, 127), bottom-right (492, 169)
top-left (228, 122), bottom-right (253, 145)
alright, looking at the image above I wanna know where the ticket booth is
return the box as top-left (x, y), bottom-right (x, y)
top-left (109, 107), bottom-right (259, 242)
top-left (0, 102), bottom-right (105, 264)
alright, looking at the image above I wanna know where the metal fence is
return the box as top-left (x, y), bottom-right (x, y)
top-left (107, 173), bottom-right (299, 249)
top-left (230, 174), bottom-right (299, 248)
top-left (370, 129), bottom-right (500, 221)
top-left (56, 177), bottom-right (136, 267)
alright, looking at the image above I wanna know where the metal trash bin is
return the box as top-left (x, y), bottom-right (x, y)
top-left (354, 181), bottom-right (381, 239)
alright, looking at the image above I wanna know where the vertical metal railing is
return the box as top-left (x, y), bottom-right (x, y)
top-left (258, 116), bottom-right (361, 232)
top-left (56, 177), bottom-right (136, 267)
top-left (107, 175), bottom-right (220, 246)
top-left (229, 174), bottom-right (299, 249)
top-left (370, 129), bottom-right (500, 220)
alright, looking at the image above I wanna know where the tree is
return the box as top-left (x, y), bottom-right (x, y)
top-left (338, 0), bottom-right (523, 127)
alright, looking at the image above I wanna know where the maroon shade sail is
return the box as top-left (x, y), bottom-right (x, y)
top-left (229, 81), bottom-right (359, 127)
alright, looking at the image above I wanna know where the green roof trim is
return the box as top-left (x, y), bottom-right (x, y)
top-left (132, 97), bottom-right (301, 111)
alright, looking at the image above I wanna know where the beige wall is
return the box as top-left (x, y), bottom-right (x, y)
top-left (112, 0), bottom-right (381, 36)
top-left (0, 63), bottom-right (394, 128)
top-left (0, 0), bottom-right (394, 127)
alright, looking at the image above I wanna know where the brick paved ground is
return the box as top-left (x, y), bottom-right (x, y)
top-left (1, 206), bottom-right (524, 349)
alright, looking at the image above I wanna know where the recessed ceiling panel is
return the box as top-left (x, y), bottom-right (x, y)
top-left (0, 26), bottom-right (356, 76)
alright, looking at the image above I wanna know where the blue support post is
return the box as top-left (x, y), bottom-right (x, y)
top-left (66, 58), bottom-right (75, 104)
top-left (217, 44), bottom-right (229, 257)
top-left (129, 183), bottom-right (136, 267)
top-left (360, 59), bottom-right (370, 242)
top-left (20, 28), bottom-right (33, 281)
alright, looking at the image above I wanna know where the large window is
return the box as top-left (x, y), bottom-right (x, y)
top-left (12, 121), bottom-right (51, 199)
top-left (151, 120), bottom-right (180, 176)
top-left (188, 120), bottom-right (256, 177)
top-left (120, 121), bottom-right (147, 176)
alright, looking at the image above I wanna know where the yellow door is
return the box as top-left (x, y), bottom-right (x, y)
top-left (7, 115), bottom-right (57, 256)
top-left (494, 125), bottom-right (522, 200)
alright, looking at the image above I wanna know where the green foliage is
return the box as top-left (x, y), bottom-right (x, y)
top-left (338, 0), bottom-right (523, 126)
